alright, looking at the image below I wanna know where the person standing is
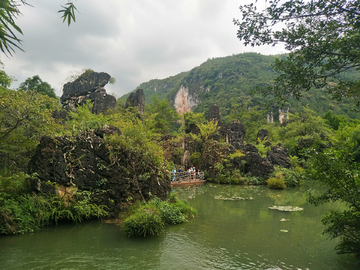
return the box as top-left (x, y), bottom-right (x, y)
top-left (191, 165), bottom-right (196, 179)
top-left (172, 168), bottom-right (177, 181)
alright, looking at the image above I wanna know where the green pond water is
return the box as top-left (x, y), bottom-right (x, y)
top-left (0, 182), bottom-right (359, 270)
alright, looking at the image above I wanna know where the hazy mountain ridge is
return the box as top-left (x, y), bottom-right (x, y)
top-left (121, 53), bottom-right (360, 120)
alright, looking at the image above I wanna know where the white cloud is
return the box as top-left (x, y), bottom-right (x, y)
top-left (1, 0), bottom-right (285, 98)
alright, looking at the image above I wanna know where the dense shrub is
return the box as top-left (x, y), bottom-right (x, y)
top-left (267, 170), bottom-right (286, 189)
top-left (121, 194), bottom-right (197, 237)
top-left (267, 177), bottom-right (286, 189)
top-left (0, 174), bottom-right (108, 235)
top-left (121, 204), bottom-right (165, 237)
top-left (266, 166), bottom-right (304, 189)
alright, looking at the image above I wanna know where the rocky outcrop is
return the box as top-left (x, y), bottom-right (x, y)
top-left (257, 129), bottom-right (269, 141)
top-left (208, 104), bottom-right (222, 125)
top-left (52, 109), bottom-right (69, 122)
top-left (28, 127), bottom-right (170, 214)
top-left (60, 71), bottom-right (116, 114)
top-left (241, 143), bottom-right (274, 179)
top-left (94, 125), bottom-right (122, 138)
top-left (267, 145), bottom-right (291, 168)
top-left (125, 89), bottom-right (145, 114)
top-left (173, 85), bottom-right (200, 114)
top-left (185, 123), bottom-right (201, 135)
top-left (219, 120), bottom-right (246, 150)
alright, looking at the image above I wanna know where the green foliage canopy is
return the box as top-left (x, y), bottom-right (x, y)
top-left (18, 75), bottom-right (57, 99)
top-left (308, 144), bottom-right (360, 255)
top-left (234, 0), bottom-right (360, 107)
top-left (0, 89), bottom-right (60, 172)
top-left (145, 95), bottom-right (180, 135)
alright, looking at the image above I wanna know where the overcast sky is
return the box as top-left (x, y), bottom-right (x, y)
top-left (1, 0), bottom-right (285, 98)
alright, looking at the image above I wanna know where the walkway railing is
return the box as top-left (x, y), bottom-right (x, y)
top-left (170, 171), bottom-right (205, 182)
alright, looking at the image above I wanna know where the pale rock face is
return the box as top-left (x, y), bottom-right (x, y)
top-left (279, 108), bottom-right (289, 124)
top-left (173, 85), bottom-right (200, 114)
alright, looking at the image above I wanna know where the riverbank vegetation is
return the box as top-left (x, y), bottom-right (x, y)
top-left (121, 193), bottom-right (197, 237)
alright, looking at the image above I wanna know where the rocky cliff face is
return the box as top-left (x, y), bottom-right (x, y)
top-left (173, 85), bottom-right (200, 114)
top-left (59, 71), bottom-right (116, 115)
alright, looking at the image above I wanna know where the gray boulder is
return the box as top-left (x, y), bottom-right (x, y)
top-left (61, 72), bottom-right (111, 103)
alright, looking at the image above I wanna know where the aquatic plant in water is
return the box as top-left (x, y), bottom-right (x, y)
top-left (268, 205), bottom-right (303, 212)
top-left (121, 193), bottom-right (197, 237)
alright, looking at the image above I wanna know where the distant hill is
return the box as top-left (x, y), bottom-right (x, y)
top-left (120, 52), bottom-right (360, 121)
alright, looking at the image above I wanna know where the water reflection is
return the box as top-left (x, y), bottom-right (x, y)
top-left (0, 182), bottom-right (358, 270)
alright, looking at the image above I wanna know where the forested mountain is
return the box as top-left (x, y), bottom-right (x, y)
top-left (121, 53), bottom-right (360, 121)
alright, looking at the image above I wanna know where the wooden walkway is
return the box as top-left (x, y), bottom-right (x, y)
top-left (170, 171), bottom-right (206, 186)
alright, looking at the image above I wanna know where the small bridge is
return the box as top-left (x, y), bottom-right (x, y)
top-left (170, 171), bottom-right (206, 186)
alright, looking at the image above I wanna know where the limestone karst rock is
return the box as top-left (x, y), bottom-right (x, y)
top-left (219, 120), bottom-right (246, 150)
top-left (28, 127), bottom-right (170, 214)
top-left (267, 145), bottom-right (291, 168)
top-left (257, 129), bottom-right (269, 142)
top-left (208, 104), bottom-right (222, 125)
top-left (124, 88), bottom-right (145, 114)
top-left (59, 71), bottom-right (116, 115)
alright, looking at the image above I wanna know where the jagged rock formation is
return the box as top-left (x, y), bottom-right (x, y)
top-left (279, 108), bottom-right (289, 124)
top-left (185, 123), bottom-right (201, 135)
top-left (208, 104), bottom-right (222, 125)
top-left (241, 144), bottom-right (274, 179)
top-left (180, 104), bottom-right (291, 180)
top-left (267, 145), bottom-right (291, 168)
top-left (28, 127), bottom-right (170, 214)
top-left (219, 120), bottom-right (246, 150)
top-left (124, 88), bottom-right (145, 114)
top-left (60, 71), bottom-right (116, 115)
top-left (257, 129), bottom-right (269, 141)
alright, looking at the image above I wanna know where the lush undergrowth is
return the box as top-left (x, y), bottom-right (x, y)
top-left (267, 166), bottom-right (304, 189)
top-left (0, 173), bottom-right (108, 235)
top-left (121, 193), bottom-right (197, 237)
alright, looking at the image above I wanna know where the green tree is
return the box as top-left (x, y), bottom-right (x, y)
top-left (0, 67), bottom-right (13, 89)
top-left (323, 110), bottom-right (348, 130)
top-left (234, 0), bottom-right (360, 107)
top-left (277, 107), bottom-right (331, 156)
top-left (235, 1), bottom-right (360, 256)
top-left (0, 89), bottom-right (60, 172)
top-left (18, 75), bottom-right (57, 99)
top-left (308, 145), bottom-right (360, 256)
top-left (145, 96), bottom-right (180, 135)
top-left (229, 98), bottom-right (267, 143)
